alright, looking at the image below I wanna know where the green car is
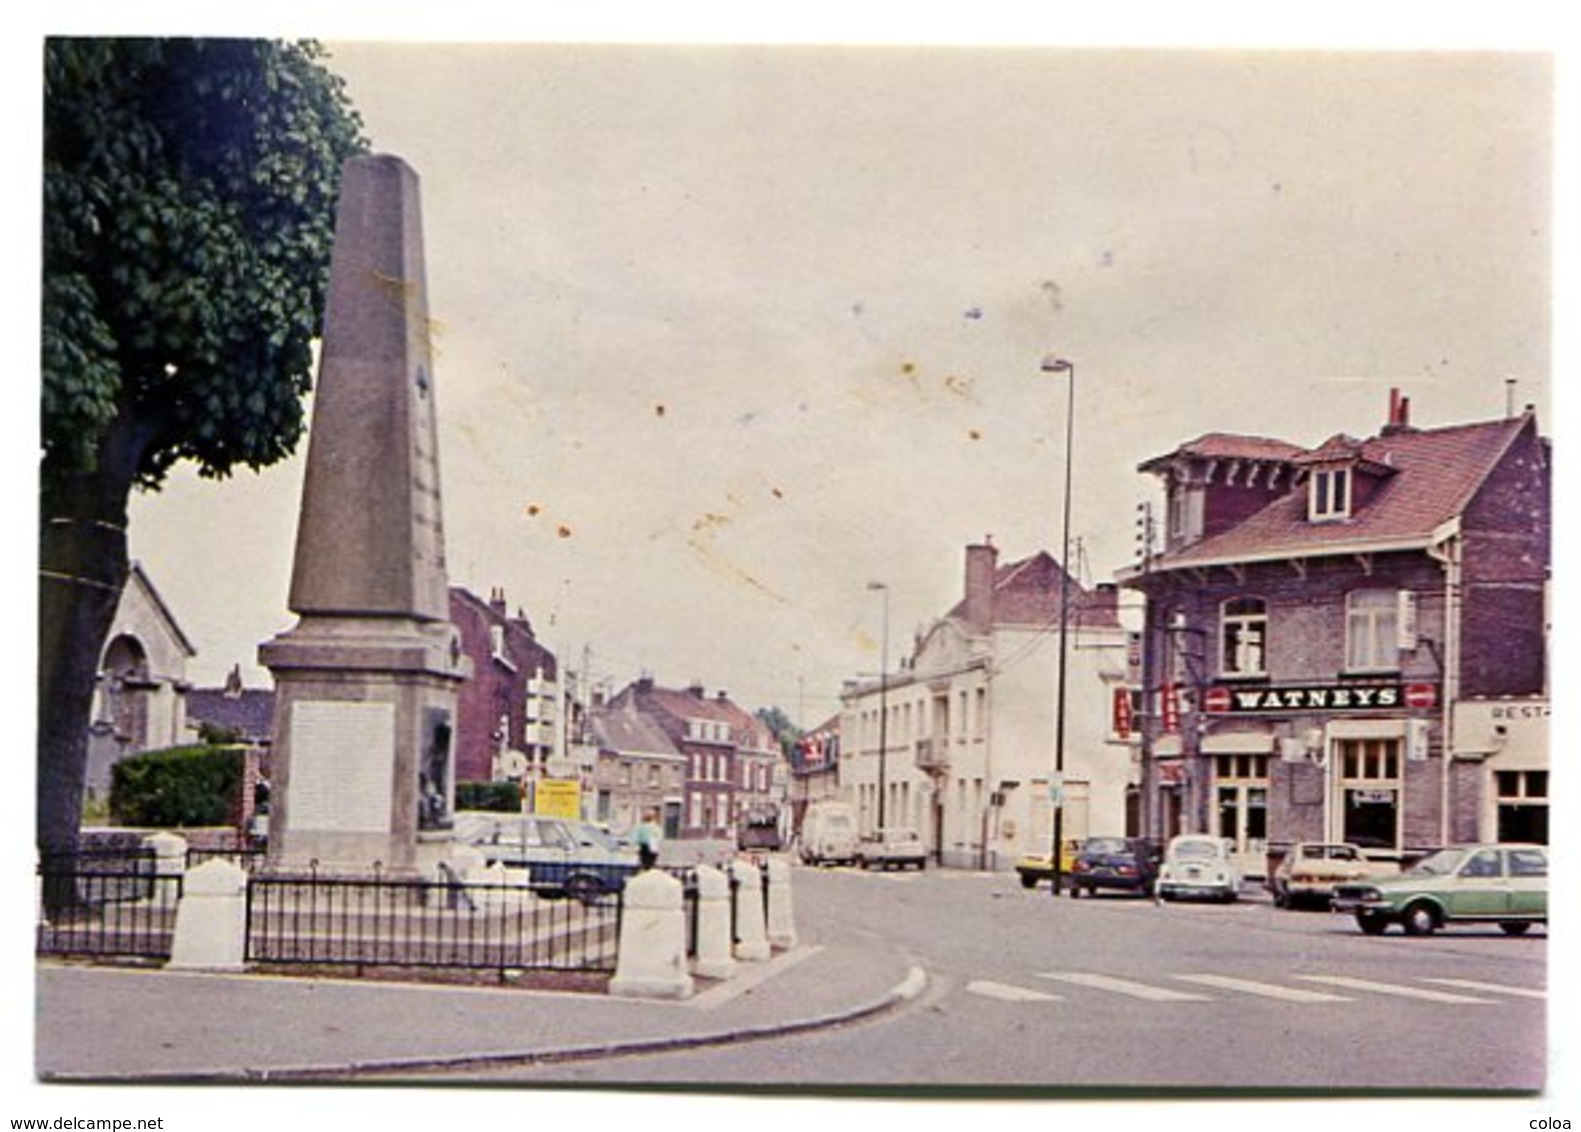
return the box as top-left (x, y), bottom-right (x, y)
top-left (1331, 843), bottom-right (1548, 936)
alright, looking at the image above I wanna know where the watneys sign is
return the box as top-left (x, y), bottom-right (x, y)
top-left (1203, 681), bottom-right (1437, 715)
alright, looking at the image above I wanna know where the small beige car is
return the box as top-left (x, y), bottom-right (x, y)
top-left (1270, 842), bottom-right (1371, 909)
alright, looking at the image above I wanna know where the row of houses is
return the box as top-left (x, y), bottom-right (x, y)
top-left (88, 576), bottom-right (786, 843)
top-left (800, 391), bottom-right (1550, 877)
top-left (87, 390), bottom-right (1551, 871)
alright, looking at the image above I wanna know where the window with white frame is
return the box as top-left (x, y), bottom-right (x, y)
top-left (1346, 589), bottom-right (1400, 671)
top-left (1309, 466), bottom-right (1352, 521)
top-left (1220, 598), bottom-right (1268, 677)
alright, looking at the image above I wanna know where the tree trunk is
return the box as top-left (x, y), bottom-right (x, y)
top-left (37, 413), bottom-right (150, 868)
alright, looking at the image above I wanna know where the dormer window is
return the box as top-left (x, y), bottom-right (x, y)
top-left (1309, 466), bottom-right (1352, 521)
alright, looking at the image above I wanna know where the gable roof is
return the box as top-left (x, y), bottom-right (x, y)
top-left (944, 551), bottom-right (1122, 630)
top-left (588, 704), bottom-right (682, 759)
top-left (124, 561), bottom-right (198, 658)
top-left (1155, 412), bottom-right (1536, 568)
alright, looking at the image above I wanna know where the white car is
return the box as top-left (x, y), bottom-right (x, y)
top-left (1156, 834), bottom-right (1242, 903)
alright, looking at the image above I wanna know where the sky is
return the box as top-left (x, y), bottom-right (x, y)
top-left (10, 5), bottom-right (1577, 1127)
top-left (111, 35), bottom-right (1556, 729)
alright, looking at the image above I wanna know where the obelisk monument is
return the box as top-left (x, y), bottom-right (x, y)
top-left (260, 155), bottom-right (469, 874)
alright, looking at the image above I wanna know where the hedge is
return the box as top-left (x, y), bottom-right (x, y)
top-left (455, 780), bottom-right (521, 812)
top-left (109, 744), bottom-right (246, 828)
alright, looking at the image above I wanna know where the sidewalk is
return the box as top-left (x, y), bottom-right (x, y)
top-left (34, 922), bottom-right (925, 1082)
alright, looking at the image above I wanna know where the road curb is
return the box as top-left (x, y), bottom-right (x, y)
top-left (40, 964), bottom-right (931, 1084)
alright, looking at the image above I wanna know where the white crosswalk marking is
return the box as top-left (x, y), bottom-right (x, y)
top-left (965, 980), bottom-right (1062, 1003)
top-left (1295, 975), bottom-right (1493, 1004)
top-left (1036, 972), bottom-right (1210, 1002)
top-left (1171, 974), bottom-right (1352, 1003)
top-left (1418, 978), bottom-right (1546, 1000)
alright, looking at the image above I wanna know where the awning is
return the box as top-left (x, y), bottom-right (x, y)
top-left (1201, 730), bottom-right (1275, 755)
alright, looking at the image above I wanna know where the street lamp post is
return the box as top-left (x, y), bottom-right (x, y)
top-left (867, 581), bottom-right (890, 833)
top-left (1042, 355), bottom-right (1076, 896)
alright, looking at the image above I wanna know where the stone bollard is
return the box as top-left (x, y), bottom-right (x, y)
top-left (142, 831), bottom-right (189, 910)
top-left (610, 868), bottom-right (693, 1000)
top-left (168, 858), bottom-right (248, 971)
top-left (730, 858), bottom-right (771, 962)
top-left (764, 856), bottom-right (798, 949)
top-left (691, 865), bottom-right (737, 980)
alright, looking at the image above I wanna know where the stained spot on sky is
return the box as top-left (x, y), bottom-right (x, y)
top-left (964, 307), bottom-right (983, 320)
top-left (1041, 279), bottom-right (1063, 312)
top-left (968, 429), bottom-right (983, 441)
top-left (526, 504), bottom-right (542, 517)
top-left (655, 404), bottom-right (666, 417)
top-left (556, 524), bottom-right (572, 539)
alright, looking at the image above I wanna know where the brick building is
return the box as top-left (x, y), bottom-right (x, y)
top-left (605, 678), bottom-right (781, 840)
top-left (1121, 392), bottom-right (1549, 872)
top-left (448, 586), bottom-right (560, 785)
top-left (586, 702), bottom-right (687, 838)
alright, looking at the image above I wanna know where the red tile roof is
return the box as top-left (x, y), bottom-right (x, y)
top-left (1139, 432), bottom-right (1308, 471)
top-left (946, 551), bottom-right (1122, 629)
top-left (1158, 414), bottom-right (1534, 567)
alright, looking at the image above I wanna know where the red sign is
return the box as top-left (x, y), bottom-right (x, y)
top-left (1113, 688), bottom-right (1134, 737)
top-left (1203, 686), bottom-right (1233, 714)
top-left (1161, 683), bottom-right (1181, 733)
top-left (1404, 683), bottom-right (1437, 709)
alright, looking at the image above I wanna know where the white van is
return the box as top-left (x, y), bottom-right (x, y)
top-left (799, 801), bottom-right (859, 866)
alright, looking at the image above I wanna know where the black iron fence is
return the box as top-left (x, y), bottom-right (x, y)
top-left (36, 852), bottom-right (180, 961)
top-left (38, 848), bottom-right (783, 975)
top-left (244, 866), bottom-right (622, 974)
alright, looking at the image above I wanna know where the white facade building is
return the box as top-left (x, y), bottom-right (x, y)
top-left (840, 542), bottom-right (1137, 870)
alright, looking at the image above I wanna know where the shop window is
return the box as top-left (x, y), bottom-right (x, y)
top-left (1336, 737), bottom-right (1401, 849)
top-left (1495, 770), bottom-right (1548, 844)
top-left (1220, 598), bottom-right (1268, 677)
top-left (1213, 754), bottom-right (1269, 853)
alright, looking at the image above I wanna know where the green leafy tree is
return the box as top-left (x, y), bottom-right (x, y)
top-left (39, 39), bottom-right (366, 863)
top-left (755, 705), bottom-right (802, 760)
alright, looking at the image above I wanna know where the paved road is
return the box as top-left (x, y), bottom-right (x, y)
top-left (425, 863), bottom-right (1548, 1090)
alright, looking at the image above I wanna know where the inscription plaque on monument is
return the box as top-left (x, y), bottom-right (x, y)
top-left (288, 701), bottom-right (396, 834)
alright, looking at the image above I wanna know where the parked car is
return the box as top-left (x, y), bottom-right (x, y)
top-left (1331, 843), bottom-right (1548, 936)
top-left (1068, 836), bottom-right (1160, 898)
top-left (1270, 841), bottom-right (1372, 909)
top-left (799, 801), bottom-right (859, 866)
top-left (1156, 834), bottom-right (1242, 902)
top-left (453, 811), bottom-right (640, 901)
top-left (1015, 839), bottom-right (1081, 890)
top-left (855, 827), bottom-right (927, 871)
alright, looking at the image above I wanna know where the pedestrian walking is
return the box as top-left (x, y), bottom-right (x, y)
top-left (635, 808), bottom-right (663, 870)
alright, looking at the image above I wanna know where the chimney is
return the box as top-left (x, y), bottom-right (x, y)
top-left (964, 537), bottom-right (998, 634)
top-left (489, 586), bottom-right (507, 617)
top-left (688, 681), bottom-right (705, 699)
top-left (1383, 387), bottom-right (1413, 435)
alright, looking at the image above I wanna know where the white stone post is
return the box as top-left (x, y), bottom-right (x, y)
top-left (610, 868), bottom-right (693, 1000)
top-left (764, 856), bottom-right (798, 949)
top-left (691, 865), bottom-right (737, 980)
top-left (730, 859), bottom-right (771, 962)
top-left (168, 858), bottom-right (248, 971)
top-left (142, 831), bottom-right (188, 911)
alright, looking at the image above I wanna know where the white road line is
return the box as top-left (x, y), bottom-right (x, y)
top-left (1295, 975), bottom-right (1493, 1004)
top-left (1170, 974), bottom-right (1352, 1003)
top-left (1036, 972), bottom-right (1210, 1002)
top-left (1419, 978), bottom-right (1546, 1000)
top-left (965, 980), bottom-right (1062, 1003)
